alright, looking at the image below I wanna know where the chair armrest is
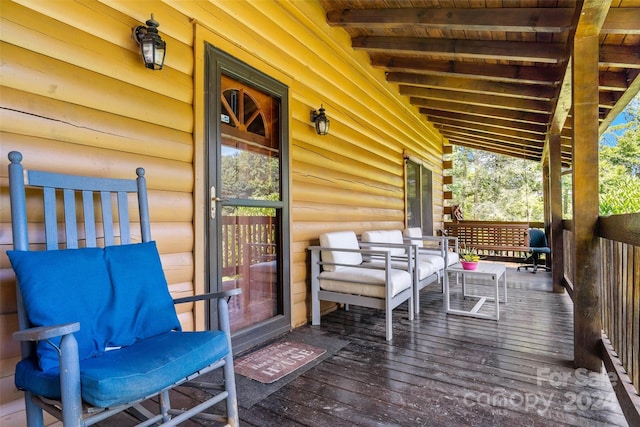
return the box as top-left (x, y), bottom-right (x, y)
top-left (173, 288), bottom-right (242, 305)
top-left (13, 322), bottom-right (80, 342)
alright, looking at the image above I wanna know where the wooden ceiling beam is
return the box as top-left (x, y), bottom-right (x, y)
top-left (423, 110), bottom-right (548, 134)
top-left (387, 72), bottom-right (557, 100)
top-left (431, 117), bottom-right (545, 142)
top-left (599, 70), bottom-right (630, 91)
top-left (445, 139), bottom-right (542, 162)
top-left (370, 55), bottom-right (562, 85)
top-left (417, 100), bottom-right (550, 125)
top-left (601, 8), bottom-right (640, 34)
top-left (352, 36), bottom-right (568, 64)
top-left (326, 8), bottom-right (575, 33)
top-left (403, 87), bottom-right (553, 114)
top-left (435, 126), bottom-right (544, 150)
top-left (600, 45), bottom-right (640, 68)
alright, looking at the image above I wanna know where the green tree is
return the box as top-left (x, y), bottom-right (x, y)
top-left (450, 147), bottom-right (544, 221)
top-left (598, 98), bottom-right (640, 215)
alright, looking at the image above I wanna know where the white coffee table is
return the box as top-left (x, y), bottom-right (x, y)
top-left (444, 262), bottom-right (507, 320)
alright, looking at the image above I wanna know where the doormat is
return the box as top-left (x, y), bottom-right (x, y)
top-left (234, 341), bottom-right (326, 384)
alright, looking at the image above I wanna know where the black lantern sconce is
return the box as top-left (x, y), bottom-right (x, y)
top-left (310, 105), bottom-right (330, 135)
top-left (134, 14), bottom-right (166, 70)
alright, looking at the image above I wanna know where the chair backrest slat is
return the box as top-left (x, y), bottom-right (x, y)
top-left (42, 187), bottom-right (59, 250)
top-left (63, 188), bottom-right (79, 249)
top-left (100, 191), bottom-right (115, 246)
top-left (82, 190), bottom-right (97, 247)
top-left (117, 191), bottom-right (130, 244)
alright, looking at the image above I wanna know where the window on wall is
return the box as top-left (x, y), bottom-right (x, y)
top-left (406, 159), bottom-right (434, 235)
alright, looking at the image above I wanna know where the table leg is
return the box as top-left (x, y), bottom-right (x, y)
top-left (495, 274), bottom-right (499, 320)
top-left (444, 270), bottom-right (450, 312)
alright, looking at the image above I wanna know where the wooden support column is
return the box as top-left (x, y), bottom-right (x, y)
top-left (549, 133), bottom-right (564, 294)
top-left (572, 31), bottom-right (602, 372)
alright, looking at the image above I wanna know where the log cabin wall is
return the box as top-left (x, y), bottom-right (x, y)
top-left (0, 1), bottom-right (444, 424)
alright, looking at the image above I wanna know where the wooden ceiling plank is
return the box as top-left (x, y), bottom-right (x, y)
top-left (326, 7), bottom-right (575, 33)
top-left (352, 36), bottom-right (567, 64)
top-left (387, 72), bottom-right (557, 100)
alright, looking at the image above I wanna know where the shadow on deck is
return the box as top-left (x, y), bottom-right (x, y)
top-left (112, 267), bottom-right (629, 426)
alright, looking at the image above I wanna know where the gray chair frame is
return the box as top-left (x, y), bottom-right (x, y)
top-left (308, 243), bottom-right (414, 341)
top-left (8, 151), bottom-right (239, 427)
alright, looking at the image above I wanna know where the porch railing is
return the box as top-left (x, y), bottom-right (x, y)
top-left (220, 216), bottom-right (276, 278)
top-left (564, 213), bottom-right (640, 424)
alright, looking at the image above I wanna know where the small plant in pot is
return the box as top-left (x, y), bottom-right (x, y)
top-left (459, 245), bottom-right (480, 270)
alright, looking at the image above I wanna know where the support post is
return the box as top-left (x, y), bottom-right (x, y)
top-left (549, 133), bottom-right (564, 293)
top-left (572, 31), bottom-right (602, 372)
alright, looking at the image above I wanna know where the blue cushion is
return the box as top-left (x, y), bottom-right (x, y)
top-left (7, 248), bottom-right (112, 372)
top-left (7, 242), bottom-right (180, 372)
top-left (104, 242), bottom-right (181, 347)
top-left (15, 331), bottom-right (230, 408)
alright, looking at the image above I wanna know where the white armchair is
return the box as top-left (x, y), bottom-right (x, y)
top-left (308, 231), bottom-right (414, 341)
top-left (361, 230), bottom-right (440, 314)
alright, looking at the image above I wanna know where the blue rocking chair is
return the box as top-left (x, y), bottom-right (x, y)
top-left (6, 151), bottom-right (240, 427)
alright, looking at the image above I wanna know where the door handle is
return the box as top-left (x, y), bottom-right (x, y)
top-left (210, 186), bottom-right (222, 219)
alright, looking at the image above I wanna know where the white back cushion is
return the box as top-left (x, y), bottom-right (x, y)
top-left (361, 230), bottom-right (406, 256)
top-left (320, 231), bottom-right (362, 271)
top-left (403, 227), bottom-right (423, 248)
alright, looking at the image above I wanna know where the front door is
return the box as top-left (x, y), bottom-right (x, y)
top-left (206, 46), bottom-right (290, 353)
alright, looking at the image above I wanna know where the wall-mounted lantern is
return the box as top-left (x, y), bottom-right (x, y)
top-left (134, 14), bottom-right (166, 70)
top-left (310, 105), bottom-right (330, 135)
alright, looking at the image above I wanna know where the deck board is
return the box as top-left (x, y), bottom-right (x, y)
top-left (96, 268), bottom-right (628, 426)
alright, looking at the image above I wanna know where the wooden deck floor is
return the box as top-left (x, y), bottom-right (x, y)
top-left (106, 267), bottom-right (629, 426)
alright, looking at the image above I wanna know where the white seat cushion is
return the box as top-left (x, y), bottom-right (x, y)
top-left (320, 231), bottom-right (363, 272)
top-left (416, 260), bottom-right (438, 280)
top-left (421, 249), bottom-right (458, 266)
top-left (361, 230), bottom-right (406, 256)
top-left (418, 252), bottom-right (445, 271)
top-left (318, 266), bottom-right (412, 298)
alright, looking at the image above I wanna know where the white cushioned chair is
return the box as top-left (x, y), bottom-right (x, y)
top-left (361, 230), bottom-right (440, 314)
top-left (308, 231), bottom-right (414, 341)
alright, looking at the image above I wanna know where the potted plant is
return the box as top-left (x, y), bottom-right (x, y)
top-left (459, 244), bottom-right (480, 270)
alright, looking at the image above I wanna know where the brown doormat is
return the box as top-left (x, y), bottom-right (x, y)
top-left (234, 341), bottom-right (326, 384)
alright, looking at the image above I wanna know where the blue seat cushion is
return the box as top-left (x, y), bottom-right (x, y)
top-left (7, 242), bottom-right (181, 372)
top-left (15, 330), bottom-right (229, 408)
